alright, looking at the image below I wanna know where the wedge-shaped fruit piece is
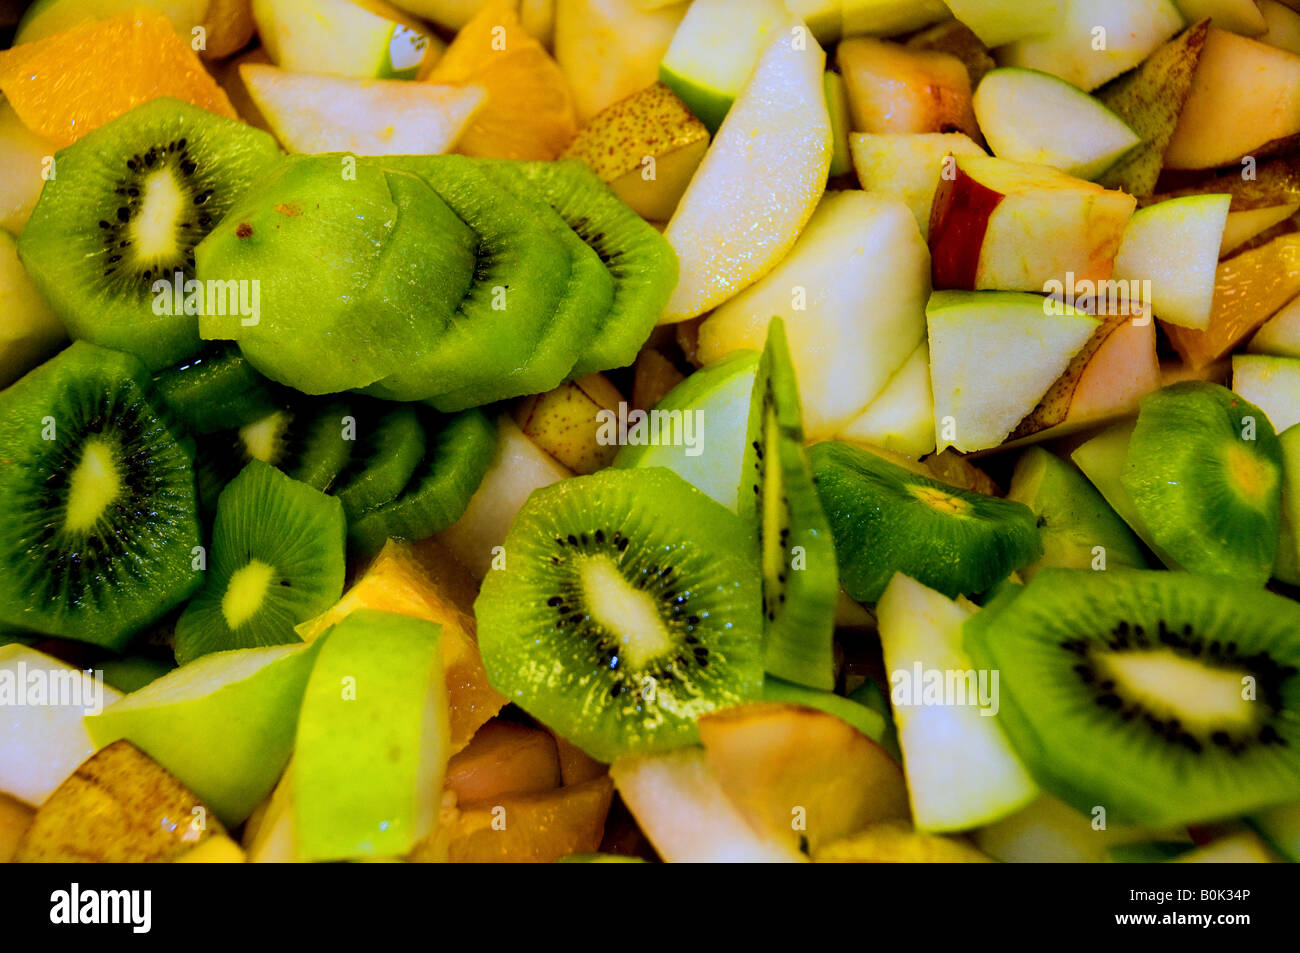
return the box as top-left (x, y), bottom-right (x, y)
top-left (514, 373), bottom-right (624, 475)
top-left (252, 0), bottom-right (436, 79)
top-left (1222, 204), bottom-right (1300, 255)
top-left (1233, 354), bottom-right (1300, 433)
top-left (611, 747), bottom-right (806, 862)
top-left (926, 291), bottom-right (1100, 451)
top-left (1174, 831), bottom-right (1279, 862)
top-left (445, 719), bottom-right (561, 803)
top-left (174, 834), bottom-right (246, 862)
top-left (561, 82), bottom-right (708, 221)
top-left (0, 229), bottom-right (64, 389)
top-left (658, 0), bottom-right (787, 132)
top-left (929, 156), bottom-right (1136, 292)
top-left (85, 639), bottom-right (323, 825)
top-left (1252, 294), bottom-right (1300, 358)
top-left (1113, 195), bottom-right (1231, 331)
top-left (1071, 420), bottom-right (1178, 565)
top-left (761, 677), bottom-right (889, 742)
top-left (1164, 27), bottom-right (1300, 169)
top-left (0, 99), bottom-right (56, 236)
top-left (840, 0), bottom-right (950, 38)
top-left (241, 64), bottom-right (485, 155)
top-left (1250, 799), bottom-right (1300, 861)
top-left (974, 793), bottom-right (1190, 862)
top-left (837, 341), bottom-right (936, 458)
top-left (939, 0), bottom-right (1061, 47)
top-left (824, 71), bottom-right (853, 177)
top-left (1275, 425), bottom-right (1300, 585)
top-left (906, 17), bottom-right (997, 84)
top-left (660, 24), bottom-right (831, 322)
top-left (697, 190), bottom-right (930, 438)
top-left (1261, 0), bottom-right (1300, 52)
top-left (848, 131), bottom-right (985, 239)
top-left (242, 761), bottom-right (296, 862)
top-left (814, 819), bottom-right (992, 861)
top-left (1174, 0), bottom-right (1267, 33)
top-left (0, 644), bottom-right (122, 806)
top-left (972, 68), bottom-right (1139, 180)
top-left (294, 610), bottom-right (449, 861)
top-left (837, 37), bottom-right (979, 138)
top-left (15, 0), bottom-right (210, 44)
top-left (15, 740), bottom-right (224, 861)
top-left (1124, 382), bottom-right (1282, 584)
top-left (996, 0), bottom-right (1186, 92)
top-left (1007, 447), bottom-right (1147, 579)
top-left (876, 573), bottom-right (1038, 830)
top-left (1095, 20), bottom-right (1210, 196)
top-left (699, 702), bottom-right (909, 853)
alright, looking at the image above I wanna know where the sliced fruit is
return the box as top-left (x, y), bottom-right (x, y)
top-left (0, 793), bottom-right (33, 863)
top-left (840, 0), bottom-right (950, 38)
top-left (0, 98), bottom-right (56, 235)
top-left (837, 37), bottom-right (979, 138)
top-left (1233, 354), bottom-right (1300, 433)
top-left (813, 820), bottom-right (992, 861)
top-left (1260, 0), bottom-right (1300, 53)
top-left (939, 0), bottom-right (1062, 47)
top-left (1252, 293), bottom-right (1300, 359)
top-left (848, 131), bottom-right (986, 239)
top-left (761, 676), bottom-right (889, 742)
top-left (252, 0), bottom-right (437, 80)
top-left (1222, 204), bottom-right (1300, 255)
top-left (0, 229), bottom-right (64, 389)
top-left (1071, 420), bottom-right (1177, 565)
top-left (514, 373), bottom-right (624, 475)
top-left (1275, 425), bottom-right (1300, 585)
top-left (905, 18), bottom-right (997, 86)
top-left (837, 340), bottom-right (936, 458)
top-left (1174, 831), bottom-right (1279, 862)
top-left (824, 70), bottom-right (853, 177)
top-left (974, 793), bottom-right (1190, 862)
top-left (1250, 800), bottom-right (1300, 860)
top-left (1173, 0), bottom-right (1267, 34)
top-left (15, 0), bottom-right (209, 44)
top-left (445, 719), bottom-right (561, 803)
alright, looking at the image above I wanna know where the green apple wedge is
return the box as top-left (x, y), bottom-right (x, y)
top-left (1006, 446), bottom-right (1148, 579)
top-left (658, 0), bottom-right (789, 133)
top-left (1275, 425), bottom-right (1300, 585)
top-left (939, 0), bottom-right (1062, 47)
top-left (697, 191), bottom-right (929, 440)
top-left (1112, 195), bottom-right (1231, 330)
top-left (837, 340), bottom-right (936, 458)
top-left (294, 609), bottom-right (448, 861)
top-left (1233, 354), bottom-right (1300, 434)
top-left (85, 638), bottom-right (324, 825)
top-left (612, 350), bottom-right (760, 512)
top-left (0, 645), bottom-right (122, 806)
top-left (926, 291), bottom-right (1100, 453)
top-left (972, 68), bottom-right (1140, 180)
top-left (840, 0), bottom-right (950, 38)
top-left (252, 0), bottom-right (438, 80)
top-left (875, 572), bottom-right (1039, 831)
top-left (0, 230), bottom-right (66, 389)
top-left (848, 131), bottom-right (985, 238)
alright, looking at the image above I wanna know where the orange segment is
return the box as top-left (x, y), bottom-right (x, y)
top-left (426, 0), bottom-right (577, 160)
top-left (0, 9), bottom-right (237, 147)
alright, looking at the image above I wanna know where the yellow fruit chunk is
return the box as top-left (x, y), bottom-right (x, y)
top-left (0, 792), bottom-right (33, 863)
top-left (296, 539), bottom-right (505, 752)
top-left (513, 372), bottom-right (624, 474)
top-left (201, 0), bottom-right (257, 59)
top-left (814, 820), bottom-right (993, 862)
top-left (446, 719), bottom-right (562, 803)
top-left (428, 0), bottom-right (577, 159)
top-left (174, 834), bottom-right (246, 862)
top-left (0, 9), bottom-right (237, 146)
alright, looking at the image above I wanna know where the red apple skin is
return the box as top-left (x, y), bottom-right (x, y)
top-left (928, 166), bottom-right (1004, 290)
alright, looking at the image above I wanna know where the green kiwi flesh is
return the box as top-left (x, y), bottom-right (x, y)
top-left (334, 404), bottom-right (427, 521)
top-left (152, 343), bottom-right (280, 435)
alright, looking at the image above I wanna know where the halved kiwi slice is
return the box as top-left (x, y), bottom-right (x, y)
top-left (333, 404), bottom-right (427, 522)
top-left (153, 343), bottom-right (281, 436)
top-left (1122, 382), bottom-right (1283, 586)
top-left (173, 460), bottom-right (346, 664)
top-left (0, 342), bottom-right (201, 649)
top-left (964, 568), bottom-right (1300, 828)
top-left (743, 318), bottom-right (838, 691)
top-left (475, 467), bottom-right (765, 762)
top-left (810, 440), bottom-right (1042, 603)
top-left (18, 99), bottom-right (282, 371)
top-left (280, 397), bottom-right (355, 492)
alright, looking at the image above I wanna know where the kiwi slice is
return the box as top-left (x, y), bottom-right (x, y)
top-left (18, 99), bottom-right (282, 371)
top-left (475, 467), bottom-right (764, 761)
top-left (173, 460), bottom-right (346, 664)
top-left (333, 404), bottom-right (427, 522)
top-left (280, 398), bottom-right (355, 492)
top-left (347, 409), bottom-right (497, 556)
top-left (502, 159), bottom-right (679, 376)
top-left (1123, 382), bottom-right (1283, 586)
top-left (0, 342), bottom-right (202, 649)
top-left (964, 569), bottom-right (1300, 828)
top-left (811, 440), bottom-right (1042, 603)
top-left (362, 155), bottom-right (573, 404)
top-left (153, 343), bottom-right (280, 436)
top-left (742, 319), bottom-right (838, 690)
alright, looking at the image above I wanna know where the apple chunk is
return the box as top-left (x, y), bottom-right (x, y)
top-left (849, 131), bottom-right (986, 238)
top-left (0, 229), bottom-right (65, 389)
top-left (836, 37), bottom-right (980, 139)
top-left (929, 155), bottom-right (1136, 292)
top-left (1233, 354), bottom-right (1300, 433)
top-left (1252, 294), bottom-right (1300, 357)
top-left (939, 0), bottom-right (1062, 47)
top-left (252, 0), bottom-right (438, 80)
top-left (837, 340), bottom-right (936, 458)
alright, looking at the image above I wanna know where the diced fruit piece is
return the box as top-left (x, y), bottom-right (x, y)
top-left (1222, 204), bottom-right (1300, 255)
top-left (1174, 832), bottom-right (1279, 862)
top-left (786, 0), bottom-right (840, 42)
top-left (561, 82), bottom-right (708, 221)
top-left (446, 719), bottom-right (562, 802)
top-left (698, 702), bottom-right (908, 853)
top-left (929, 156), bottom-right (1136, 292)
top-left (813, 820), bottom-right (993, 861)
top-left (428, 0), bottom-right (578, 159)
top-left (824, 71), bottom-right (853, 177)
top-left (840, 0), bottom-right (950, 38)
top-left (0, 644), bottom-right (122, 806)
top-left (1164, 27), bottom-right (1300, 169)
top-left (761, 677), bottom-right (889, 742)
top-left (15, 0), bottom-right (209, 44)
top-left (514, 373), bottom-right (624, 475)
top-left (554, 0), bottom-right (688, 120)
top-left (876, 574), bottom-right (1038, 830)
top-left (974, 793), bottom-right (1189, 862)
top-left (0, 793), bottom-right (33, 862)
top-left (939, 0), bottom-right (1062, 47)
top-left (848, 131), bottom-right (986, 238)
top-left (1250, 800), bottom-right (1300, 860)
top-left (199, 0), bottom-right (258, 59)
top-left (1113, 195), bottom-right (1231, 330)
top-left (658, 0), bottom-right (788, 132)
top-left (906, 18), bottom-right (997, 86)
top-left (14, 741), bottom-right (223, 861)
top-left (295, 610), bottom-right (449, 862)
top-left (1007, 447), bottom-right (1147, 578)
top-left (1071, 420), bottom-right (1177, 565)
top-left (99, 656), bottom-right (174, 694)
top-left (1166, 234), bottom-right (1300, 368)
top-left (836, 37), bottom-right (980, 138)
top-left (1095, 20), bottom-right (1211, 196)
top-left (996, 0), bottom-right (1186, 92)
top-left (837, 341), bottom-right (936, 458)
top-left (697, 191), bottom-right (930, 439)
top-left (85, 639), bottom-right (323, 825)
top-left (1275, 425), bottom-right (1300, 585)
top-left (660, 24), bottom-right (831, 322)
top-left (240, 64), bottom-right (485, 155)
top-left (242, 763), bottom-right (295, 862)
top-left (551, 731), bottom-right (609, 785)
top-left (1233, 354), bottom-right (1300, 433)
top-left (1151, 154), bottom-right (1300, 210)
top-left (1173, 0), bottom-right (1267, 34)
top-left (610, 747), bottom-right (806, 861)
top-left (1260, 0), bottom-right (1300, 53)
top-left (0, 99), bottom-right (56, 235)
top-left (972, 68), bottom-right (1139, 180)
top-left (631, 347), bottom-right (685, 412)
top-left (252, 0), bottom-right (436, 79)
top-left (926, 291), bottom-right (1100, 452)
top-left (174, 834), bottom-right (246, 862)
top-left (1250, 288), bottom-right (1300, 358)
top-left (0, 9), bottom-right (237, 146)
top-left (0, 229), bottom-right (64, 389)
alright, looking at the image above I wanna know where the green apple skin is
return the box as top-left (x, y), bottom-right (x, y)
top-left (253, 0), bottom-right (431, 81)
top-left (85, 639), bottom-right (323, 826)
top-left (294, 610), bottom-right (448, 862)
